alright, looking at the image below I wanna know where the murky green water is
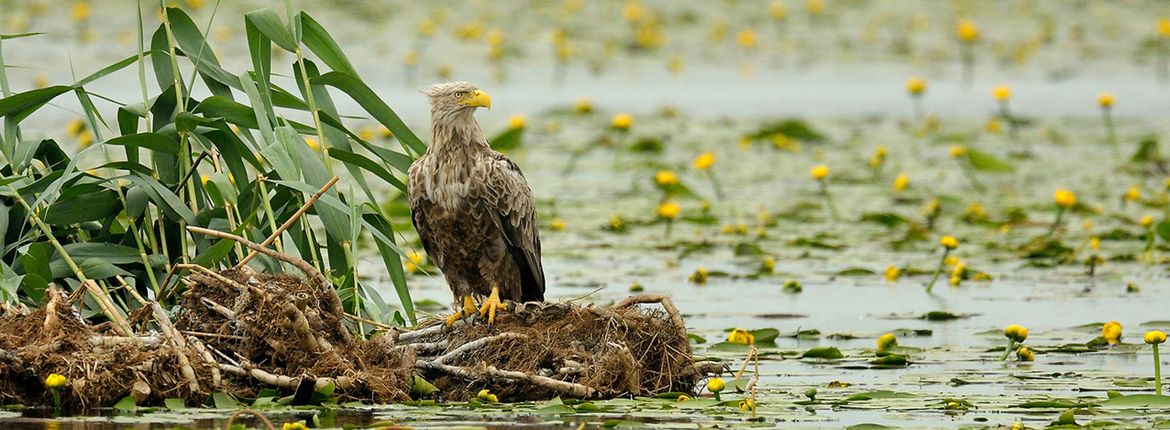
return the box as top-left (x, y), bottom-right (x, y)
top-left (4, 0), bottom-right (1170, 428)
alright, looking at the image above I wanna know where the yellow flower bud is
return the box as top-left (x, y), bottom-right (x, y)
top-left (939, 235), bottom-right (959, 250)
top-left (948, 145), bottom-right (967, 158)
top-left (877, 333), bottom-right (898, 352)
top-left (1102, 321), bottom-right (1122, 344)
top-left (893, 173), bottom-right (909, 192)
top-left (727, 328), bottom-right (755, 345)
top-left (883, 265), bottom-right (901, 282)
top-left (508, 114), bottom-right (526, 130)
top-left (707, 377), bottom-right (725, 393)
top-left (739, 398), bottom-right (756, 412)
top-left (657, 202), bottom-right (680, 220)
top-left (693, 152), bottom-right (716, 170)
top-left (45, 373), bottom-right (67, 389)
top-left (655, 170), bottom-right (679, 187)
top-left (1098, 92), bottom-right (1115, 108)
top-left (1004, 324), bottom-right (1029, 342)
top-left (906, 76), bottom-right (926, 95)
top-left (1016, 346), bottom-right (1035, 362)
top-left (992, 84), bottom-right (1011, 102)
top-left (476, 389), bottom-right (499, 403)
top-left (809, 164), bottom-right (829, 180)
top-left (612, 113), bottom-right (633, 130)
top-left (1054, 188), bottom-right (1077, 208)
top-left (1141, 215), bottom-right (1155, 228)
top-left (574, 97), bottom-right (593, 114)
top-left (1145, 330), bottom-right (1167, 344)
top-left (736, 29), bottom-right (758, 49)
top-left (956, 19), bottom-right (979, 42)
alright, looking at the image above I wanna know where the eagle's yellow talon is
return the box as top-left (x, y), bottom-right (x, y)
top-left (478, 286), bottom-right (504, 325)
top-left (446, 295), bottom-right (477, 326)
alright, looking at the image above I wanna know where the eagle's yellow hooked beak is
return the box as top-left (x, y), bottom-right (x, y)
top-left (460, 89), bottom-right (492, 110)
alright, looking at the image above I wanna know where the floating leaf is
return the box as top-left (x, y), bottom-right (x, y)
top-left (801, 346), bottom-right (844, 359)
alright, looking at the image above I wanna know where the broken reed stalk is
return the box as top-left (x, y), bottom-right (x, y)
top-left (234, 176), bottom-right (340, 269)
top-left (432, 332), bottom-right (527, 365)
top-left (187, 337), bottom-right (222, 389)
top-left (81, 280), bottom-right (133, 338)
top-left (149, 302), bottom-right (200, 394)
top-left (219, 363), bottom-right (355, 391)
top-left (418, 361), bottom-right (597, 398)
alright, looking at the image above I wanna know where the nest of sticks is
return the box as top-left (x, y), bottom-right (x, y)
top-left (0, 226), bottom-right (711, 408)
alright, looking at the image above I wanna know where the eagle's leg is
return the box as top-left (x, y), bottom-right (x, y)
top-left (445, 295), bottom-right (477, 326)
top-left (478, 285), bottom-right (507, 325)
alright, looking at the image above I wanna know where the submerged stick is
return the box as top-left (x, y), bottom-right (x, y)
top-left (235, 176), bottom-right (340, 269)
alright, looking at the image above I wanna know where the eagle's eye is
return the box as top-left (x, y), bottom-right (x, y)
top-left (453, 91), bottom-right (467, 99)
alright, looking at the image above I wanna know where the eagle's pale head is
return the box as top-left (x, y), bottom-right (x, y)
top-left (425, 82), bottom-right (491, 115)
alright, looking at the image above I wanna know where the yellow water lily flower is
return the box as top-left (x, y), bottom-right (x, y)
top-left (72, 2), bottom-right (90, 22)
top-left (508, 114), bottom-right (526, 130)
top-left (906, 76), bottom-right (926, 95)
top-left (707, 377), bottom-right (725, 393)
top-left (739, 397), bottom-right (757, 412)
top-left (655, 170), bottom-right (679, 187)
top-left (1141, 215), bottom-right (1155, 228)
top-left (657, 202), bottom-right (680, 220)
top-left (45, 373), bottom-right (66, 389)
top-left (939, 235), bottom-right (959, 250)
top-left (1016, 346), bottom-right (1035, 362)
top-left (689, 267), bottom-right (708, 284)
top-left (1054, 188), bottom-right (1076, 208)
top-left (727, 328), bottom-right (755, 345)
top-left (622, 1), bottom-right (645, 22)
top-left (574, 97), bottom-right (593, 113)
top-left (736, 28), bottom-right (758, 49)
top-left (612, 113), bottom-right (633, 130)
top-left (893, 173), bottom-right (909, 192)
top-left (1004, 324), bottom-right (1029, 342)
top-left (956, 19), bottom-right (979, 42)
top-left (877, 333), bottom-right (898, 352)
top-left (1125, 186), bottom-right (1141, 202)
top-left (810, 164), bottom-right (829, 180)
top-left (66, 119), bottom-right (86, 136)
top-left (1098, 92), bottom-right (1115, 108)
top-left (1102, 321), bottom-right (1122, 345)
top-left (948, 145), bottom-right (967, 158)
top-left (476, 389), bottom-right (499, 403)
top-left (769, 1), bottom-right (787, 20)
top-left (883, 265), bottom-right (901, 282)
top-left (693, 152), bottom-right (716, 170)
top-left (1146, 330), bottom-right (1167, 344)
top-left (282, 422), bottom-right (308, 430)
top-left (992, 84), bottom-right (1011, 102)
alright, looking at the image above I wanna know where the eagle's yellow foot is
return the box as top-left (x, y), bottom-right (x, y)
top-left (478, 286), bottom-right (507, 325)
top-left (445, 295), bottom-right (477, 326)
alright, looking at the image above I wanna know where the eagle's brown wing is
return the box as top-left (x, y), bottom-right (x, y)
top-left (482, 151), bottom-right (545, 302)
top-left (407, 159), bottom-right (444, 271)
